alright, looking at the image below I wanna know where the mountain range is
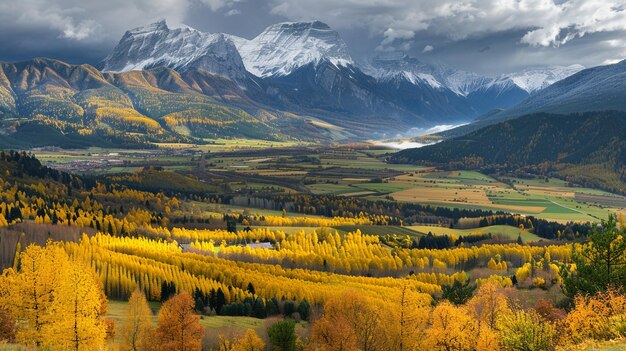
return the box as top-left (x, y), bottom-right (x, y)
top-left (1, 19), bottom-right (625, 147)
top-left (438, 58), bottom-right (626, 138)
top-left (100, 20), bottom-right (585, 129)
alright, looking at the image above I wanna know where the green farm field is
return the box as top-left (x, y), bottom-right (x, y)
top-left (408, 225), bottom-right (543, 242)
top-left (106, 300), bottom-right (307, 341)
top-left (33, 143), bottom-right (626, 225)
top-left (332, 225), bottom-right (423, 237)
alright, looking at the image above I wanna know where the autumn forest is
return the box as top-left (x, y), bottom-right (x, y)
top-left (0, 137), bottom-right (621, 351)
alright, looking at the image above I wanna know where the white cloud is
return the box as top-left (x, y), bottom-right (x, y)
top-left (226, 9), bottom-right (242, 16)
top-left (269, 0), bottom-right (626, 48)
top-left (0, 0), bottom-right (192, 42)
top-left (61, 19), bottom-right (100, 40)
top-left (422, 45), bottom-right (434, 53)
top-left (198, 0), bottom-right (241, 11)
top-left (381, 28), bottom-right (415, 45)
top-left (0, 0), bottom-right (240, 43)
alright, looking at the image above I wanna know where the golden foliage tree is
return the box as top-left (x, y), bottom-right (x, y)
top-left (396, 284), bottom-right (431, 351)
top-left (11, 244), bottom-right (70, 346)
top-left (44, 260), bottom-right (107, 351)
top-left (423, 301), bottom-right (478, 351)
top-left (230, 329), bottom-right (265, 351)
top-left (308, 290), bottom-right (385, 351)
top-left (119, 290), bottom-right (155, 351)
top-left (2, 243), bottom-right (107, 350)
top-left (564, 289), bottom-right (626, 343)
top-left (309, 304), bottom-right (358, 351)
top-left (467, 283), bottom-right (509, 330)
top-left (497, 309), bottom-right (555, 351)
top-left (0, 269), bottom-right (16, 342)
top-left (156, 292), bottom-right (204, 351)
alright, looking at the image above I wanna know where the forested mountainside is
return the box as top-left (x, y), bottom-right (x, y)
top-left (0, 58), bottom-right (352, 147)
top-left (392, 111), bottom-right (626, 194)
top-left (0, 21), bottom-right (589, 148)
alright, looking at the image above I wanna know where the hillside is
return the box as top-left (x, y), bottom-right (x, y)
top-left (436, 59), bottom-right (626, 139)
top-left (392, 111), bottom-right (626, 194)
top-left (491, 60), bottom-right (626, 121)
top-left (0, 21), bottom-right (591, 146)
top-left (0, 58), bottom-right (348, 147)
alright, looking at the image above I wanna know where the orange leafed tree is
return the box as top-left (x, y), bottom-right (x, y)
top-left (309, 306), bottom-right (358, 351)
top-left (156, 292), bottom-right (204, 351)
top-left (308, 290), bottom-right (389, 351)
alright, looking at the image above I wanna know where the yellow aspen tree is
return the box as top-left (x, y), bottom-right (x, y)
top-left (0, 269), bottom-right (17, 342)
top-left (231, 329), bottom-right (265, 351)
top-left (44, 260), bottom-right (107, 351)
top-left (118, 290), bottom-right (154, 351)
top-left (423, 302), bottom-right (478, 351)
top-left (467, 283), bottom-right (509, 330)
top-left (13, 244), bottom-right (69, 347)
top-left (475, 325), bottom-right (500, 351)
top-left (309, 307), bottom-right (358, 351)
top-left (12, 241), bottom-right (20, 270)
top-left (396, 284), bottom-right (431, 351)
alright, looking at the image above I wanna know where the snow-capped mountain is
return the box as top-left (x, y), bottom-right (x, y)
top-left (102, 20), bottom-right (249, 81)
top-left (363, 53), bottom-right (500, 96)
top-left (362, 52), bottom-right (583, 114)
top-left (490, 59), bottom-right (626, 121)
top-left (104, 20), bottom-right (355, 82)
top-left (362, 52), bottom-right (443, 89)
top-left (364, 52), bottom-right (584, 96)
top-left (502, 65), bottom-right (585, 93)
top-left (101, 20), bottom-right (587, 132)
top-left (233, 21), bottom-right (354, 78)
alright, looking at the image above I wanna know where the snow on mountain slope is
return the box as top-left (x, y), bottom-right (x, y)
top-left (362, 52), bottom-right (445, 89)
top-left (504, 65), bottom-right (585, 93)
top-left (234, 21), bottom-right (354, 78)
top-left (435, 67), bottom-right (492, 97)
top-left (102, 20), bottom-right (249, 81)
top-left (363, 52), bottom-right (582, 97)
top-left (492, 60), bottom-right (626, 120)
top-left (104, 20), bottom-right (355, 81)
top-left (363, 53), bottom-right (501, 97)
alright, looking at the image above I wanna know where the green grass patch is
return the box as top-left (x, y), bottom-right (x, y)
top-left (332, 225), bottom-right (423, 237)
top-left (407, 225), bottom-right (542, 242)
top-left (108, 300), bottom-right (273, 336)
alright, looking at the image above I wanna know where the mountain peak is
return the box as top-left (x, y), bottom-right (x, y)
top-left (269, 20), bottom-right (332, 31)
top-left (501, 64), bottom-right (585, 93)
top-left (235, 20), bottom-right (353, 77)
top-left (127, 19), bottom-right (169, 35)
top-left (372, 51), bottom-right (412, 62)
top-left (103, 21), bottom-right (248, 81)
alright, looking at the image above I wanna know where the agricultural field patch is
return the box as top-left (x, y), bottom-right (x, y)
top-left (408, 225), bottom-right (542, 242)
top-left (575, 193), bottom-right (626, 208)
top-left (332, 225), bottom-right (423, 237)
top-left (391, 187), bottom-right (547, 213)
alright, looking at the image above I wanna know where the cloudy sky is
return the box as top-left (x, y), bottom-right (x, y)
top-left (1, 0), bottom-right (625, 75)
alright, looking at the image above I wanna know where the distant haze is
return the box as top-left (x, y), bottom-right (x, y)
top-left (376, 123), bottom-right (465, 149)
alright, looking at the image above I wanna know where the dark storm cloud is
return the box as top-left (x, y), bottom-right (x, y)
top-left (1, 0), bottom-right (625, 75)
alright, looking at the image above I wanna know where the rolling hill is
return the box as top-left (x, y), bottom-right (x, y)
top-left (0, 58), bottom-right (347, 147)
top-left (440, 59), bottom-right (626, 138)
top-left (392, 111), bottom-right (626, 194)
